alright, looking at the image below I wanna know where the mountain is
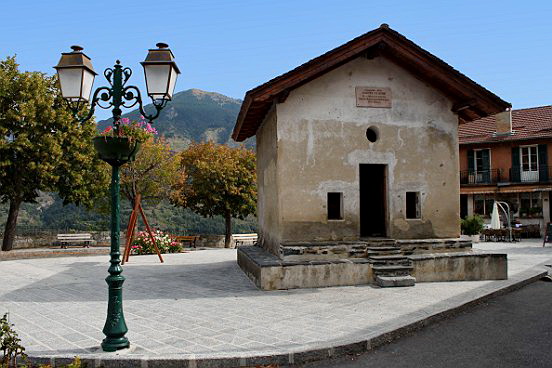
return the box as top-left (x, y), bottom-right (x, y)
top-left (97, 89), bottom-right (251, 150)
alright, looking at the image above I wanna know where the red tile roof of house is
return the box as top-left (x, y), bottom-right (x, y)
top-left (459, 105), bottom-right (552, 145)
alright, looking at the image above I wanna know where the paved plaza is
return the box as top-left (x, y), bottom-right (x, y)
top-left (0, 241), bottom-right (550, 367)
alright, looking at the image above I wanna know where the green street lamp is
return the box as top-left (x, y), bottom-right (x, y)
top-left (54, 44), bottom-right (179, 352)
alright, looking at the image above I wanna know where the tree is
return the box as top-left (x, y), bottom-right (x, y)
top-left (0, 56), bottom-right (108, 251)
top-left (171, 142), bottom-right (256, 247)
top-left (118, 137), bottom-right (179, 207)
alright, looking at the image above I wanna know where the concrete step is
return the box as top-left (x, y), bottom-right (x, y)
top-left (376, 275), bottom-right (416, 287)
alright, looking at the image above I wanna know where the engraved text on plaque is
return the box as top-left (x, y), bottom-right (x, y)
top-left (355, 87), bottom-right (392, 108)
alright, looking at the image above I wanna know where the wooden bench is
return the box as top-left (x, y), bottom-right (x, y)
top-left (175, 235), bottom-right (199, 248)
top-left (233, 233), bottom-right (258, 247)
top-left (55, 233), bottom-right (96, 248)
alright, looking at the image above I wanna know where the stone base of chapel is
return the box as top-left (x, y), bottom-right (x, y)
top-left (237, 239), bottom-right (507, 291)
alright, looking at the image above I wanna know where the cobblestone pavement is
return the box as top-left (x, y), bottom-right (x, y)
top-left (0, 241), bottom-right (550, 362)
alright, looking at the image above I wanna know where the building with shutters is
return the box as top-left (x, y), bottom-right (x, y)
top-left (459, 106), bottom-right (552, 234)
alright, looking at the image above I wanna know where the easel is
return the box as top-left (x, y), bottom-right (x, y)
top-left (122, 193), bottom-right (164, 264)
top-left (543, 222), bottom-right (552, 247)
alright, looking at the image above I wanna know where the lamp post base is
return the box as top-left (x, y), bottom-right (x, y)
top-left (101, 337), bottom-right (130, 352)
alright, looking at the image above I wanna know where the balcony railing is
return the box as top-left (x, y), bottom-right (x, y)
top-left (509, 166), bottom-right (551, 183)
top-left (460, 167), bottom-right (552, 185)
top-left (460, 169), bottom-right (503, 185)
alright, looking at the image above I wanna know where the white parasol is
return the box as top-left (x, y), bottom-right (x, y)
top-left (490, 201), bottom-right (502, 230)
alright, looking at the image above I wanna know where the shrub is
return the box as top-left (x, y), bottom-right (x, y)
top-left (461, 215), bottom-right (484, 235)
top-left (1, 313), bottom-right (26, 367)
top-left (131, 229), bottom-right (182, 255)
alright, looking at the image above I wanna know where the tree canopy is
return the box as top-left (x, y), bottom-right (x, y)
top-left (170, 142), bottom-right (256, 247)
top-left (119, 137), bottom-right (179, 205)
top-left (0, 56), bottom-right (108, 250)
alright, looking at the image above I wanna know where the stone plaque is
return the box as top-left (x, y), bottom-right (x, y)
top-left (355, 87), bottom-right (392, 108)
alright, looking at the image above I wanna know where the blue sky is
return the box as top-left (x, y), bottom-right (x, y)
top-left (2, 0), bottom-right (551, 120)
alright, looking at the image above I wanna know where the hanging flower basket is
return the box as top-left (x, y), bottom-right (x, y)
top-left (93, 136), bottom-right (141, 164)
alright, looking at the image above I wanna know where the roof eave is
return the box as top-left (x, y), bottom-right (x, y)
top-left (232, 25), bottom-right (510, 142)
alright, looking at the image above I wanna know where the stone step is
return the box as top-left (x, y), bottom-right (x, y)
top-left (368, 256), bottom-right (411, 266)
top-left (376, 275), bottom-right (416, 287)
top-left (372, 264), bottom-right (413, 273)
top-left (369, 260), bottom-right (412, 267)
top-left (368, 255), bottom-right (409, 261)
top-left (366, 246), bottom-right (401, 251)
top-left (367, 249), bottom-right (402, 256)
top-left (365, 243), bottom-right (397, 248)
top-left (361, 238), bottom-right (395, 242)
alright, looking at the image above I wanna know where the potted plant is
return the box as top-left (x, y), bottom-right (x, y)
top-left (93, 117), bottom-right (157, 164)
top-left (529, 207), bottom-right (542, 218)
top-left (461, 215), bottom-right (484, 243)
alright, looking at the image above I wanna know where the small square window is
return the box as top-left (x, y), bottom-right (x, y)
top-left (327, 192), bottom-right (343, 220)
top-left (406, 192), bottom-right (421, 219)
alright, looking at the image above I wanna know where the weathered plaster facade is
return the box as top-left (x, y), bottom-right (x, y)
top-left (257, 56), bottom-right (460, 255)
top-left (256, 107), bottom-right (281, 255)
top-left (236, 25), bottom-right (509, 289)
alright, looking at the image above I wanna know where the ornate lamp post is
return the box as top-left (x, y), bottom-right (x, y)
top-left (54, 44), bottom-right (180, 352)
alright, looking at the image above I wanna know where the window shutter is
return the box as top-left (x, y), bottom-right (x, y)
top-left (467, 150), bottom-right (474, 172)
top-left (481, 149), bottom-right (491, 182)
top-left (538, 144), bottom-right (548, 182)
top-left (511, 147), bottom-right (520, 182)
top-left (481, 149), bottom-right (490, 170)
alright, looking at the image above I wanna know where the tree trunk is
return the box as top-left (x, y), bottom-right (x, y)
top-left (224, 211), bottom-right (232, 248)
top-left (2, 198), bottom-right (22, 251)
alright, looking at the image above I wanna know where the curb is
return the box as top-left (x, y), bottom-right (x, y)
top-left (26, 268), bottom-right (548, 368)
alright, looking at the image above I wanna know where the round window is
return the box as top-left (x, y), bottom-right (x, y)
top-left (366, 126), bottom-right (379, 143)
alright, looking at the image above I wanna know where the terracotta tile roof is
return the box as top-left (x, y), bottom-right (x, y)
top-left (459, 105), bottom-right (552, 145)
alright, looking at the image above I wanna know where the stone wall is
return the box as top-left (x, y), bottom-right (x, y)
top-left (8, 233), bottom-right (252, 249)
top-left (410, 252), bottom-right (508, 282)
top-left (9, 231), bottom-right (111, 249)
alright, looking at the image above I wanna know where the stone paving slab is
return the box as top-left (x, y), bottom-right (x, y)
top-left (0, 241), bottom-right (550, 367)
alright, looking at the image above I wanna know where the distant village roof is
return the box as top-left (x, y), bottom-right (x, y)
top-left (232, 24), bottom-right (511, 142)
top-left (459, 105), bottom-right (552, 145)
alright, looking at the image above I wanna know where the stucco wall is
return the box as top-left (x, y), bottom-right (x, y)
top-left (460, 139), bottom-right (552, 174)
top-left (270, 56), bottom-right (460, 242)
top-left (256, 108), bottom-right (281, 254)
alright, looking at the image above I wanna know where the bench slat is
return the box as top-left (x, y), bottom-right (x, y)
top-left (55, 233), bottom-right (95, 248)
top-left (233, 234), bottom-right (258, 247)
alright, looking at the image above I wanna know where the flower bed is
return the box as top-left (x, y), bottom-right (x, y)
top-left (131, 229), bottom-right (182, 255)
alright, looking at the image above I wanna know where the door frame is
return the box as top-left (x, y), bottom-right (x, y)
top-left (359, 163), bottom-right (389, 238)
